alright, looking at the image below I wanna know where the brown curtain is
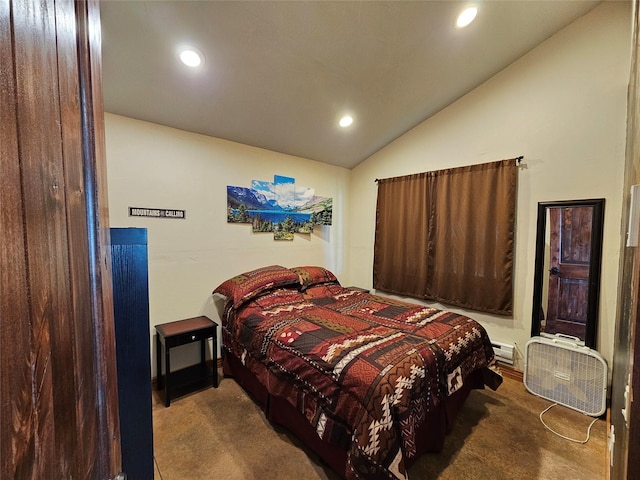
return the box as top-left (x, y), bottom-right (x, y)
top-left (373, 159), bottom-right (517, 315)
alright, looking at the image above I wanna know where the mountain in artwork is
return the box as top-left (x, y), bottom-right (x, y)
top-left (226, 186), bottom-right (283, 211)
top-left (227, 187), bottom-right (333, 214)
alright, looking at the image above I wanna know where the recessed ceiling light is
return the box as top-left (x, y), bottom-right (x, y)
top-left (179, 48), bottom-right (203, 67)
top-left (339, 115), bottom-right (353, 128)
top-left (456, 6), bottom-right (478, 28)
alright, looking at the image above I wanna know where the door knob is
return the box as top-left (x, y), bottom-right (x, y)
top-left (550, 266), bottom-right (559, 275)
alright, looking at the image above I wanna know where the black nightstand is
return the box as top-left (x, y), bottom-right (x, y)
top-left (155, 315), bottom-right (219, 407)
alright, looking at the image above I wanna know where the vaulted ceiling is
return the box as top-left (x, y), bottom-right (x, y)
top-left (100, 0), bottom-right (601, 169)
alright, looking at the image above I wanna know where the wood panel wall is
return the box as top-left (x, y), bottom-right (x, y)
top-left (0, 0), bottom-right (121, 478)
top-left (611, 1), bottom-right (640, 478)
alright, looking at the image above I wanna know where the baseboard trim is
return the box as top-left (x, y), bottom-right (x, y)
top-left (497, 363), bottom-right (523, 382)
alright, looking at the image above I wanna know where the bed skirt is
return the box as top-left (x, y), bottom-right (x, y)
top-left (222, 349), bottom-right (485, 478)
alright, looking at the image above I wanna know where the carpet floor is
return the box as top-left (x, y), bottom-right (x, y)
top-left (152, 370), bottom-right (607, 480)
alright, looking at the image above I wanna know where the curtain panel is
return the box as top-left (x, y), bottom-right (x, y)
top-left (373, 158), bottom-right (517, 315)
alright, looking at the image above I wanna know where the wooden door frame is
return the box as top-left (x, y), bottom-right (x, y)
top-left (76, 0), bottom-right (122, 474)
top-left (611, 1), bottom-right (640, 478)
top-left (531, 198), bottom-right (605, 348)
top-left (0, 0), bottom-right (121, 477)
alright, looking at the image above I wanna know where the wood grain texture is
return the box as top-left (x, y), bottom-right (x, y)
top-left (1, 0), bottom-right (121, 477)
top-left (560, 207), bottom-right (592, 264)
top-left (111, 229), bottom-right (154, 479)
top-left (545, 207), bottom-right (591, 340)
top-left (10, 0), bottom-right (61, 476)
top-left (56, 0), bottom-right (102, 477)
top-left (75, 0), bottom-right (123, 474)
top-left (609, 5), bottom-right (640, 478)
top-left (0, 2), bottom-right (38, 478)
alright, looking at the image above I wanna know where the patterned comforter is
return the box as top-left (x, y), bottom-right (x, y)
top-left (221, 283), bottom-right (497, 480)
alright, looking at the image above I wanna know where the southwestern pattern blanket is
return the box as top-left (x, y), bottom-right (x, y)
top-left (217, 274), bottom-right (498, 480)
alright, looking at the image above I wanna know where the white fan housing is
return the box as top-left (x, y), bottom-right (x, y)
top-left (524, 336), bottom-right (607, 416)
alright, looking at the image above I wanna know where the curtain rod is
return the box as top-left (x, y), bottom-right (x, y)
top-left (375, 156), bottom-right (525, 183)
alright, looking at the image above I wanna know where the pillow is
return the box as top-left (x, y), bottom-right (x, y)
top-left (290, 266), bottom-right (339, 291)
top-left (213, 265), bottom-right (300, 308)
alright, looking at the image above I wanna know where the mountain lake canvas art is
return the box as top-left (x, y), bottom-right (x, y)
top-left (227, 175), bottom-right (332, 240)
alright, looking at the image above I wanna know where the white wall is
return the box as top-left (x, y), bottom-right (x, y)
top-left (105, 114), bottom-right (351, 374)
top-left (348, 1), bottom-right (631, 371)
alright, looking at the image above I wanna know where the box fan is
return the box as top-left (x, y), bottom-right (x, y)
top-left (524, 335), bottom-right (607, 417)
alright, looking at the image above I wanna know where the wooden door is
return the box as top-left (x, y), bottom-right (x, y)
top-left (544, 206), bottom-right (592, 341)
top-left (611, 2), bottom-right (640, 477)
top-left (0, 0), bottom-right (121, 478)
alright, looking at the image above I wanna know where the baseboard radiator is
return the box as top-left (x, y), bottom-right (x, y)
top-left (492, 340), bottom-right (514, 365)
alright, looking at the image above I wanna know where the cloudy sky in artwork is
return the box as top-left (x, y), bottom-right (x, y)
top-left (252, 176), bottom-right (314, 209)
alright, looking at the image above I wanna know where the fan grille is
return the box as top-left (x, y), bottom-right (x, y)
top-left (524, 337), bottom-right (607, 416)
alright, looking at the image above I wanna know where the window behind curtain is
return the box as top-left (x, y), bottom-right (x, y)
top-left (373, 159), bottom-right (517, 315)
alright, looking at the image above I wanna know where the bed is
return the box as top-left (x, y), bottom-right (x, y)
top-left (214, 265), bottom-right (501, 480)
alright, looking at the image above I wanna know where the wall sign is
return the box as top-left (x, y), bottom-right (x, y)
top-left (227, 175), bottom-right (332, 241)
top-left (129, 207), bottom-right (186, 219)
